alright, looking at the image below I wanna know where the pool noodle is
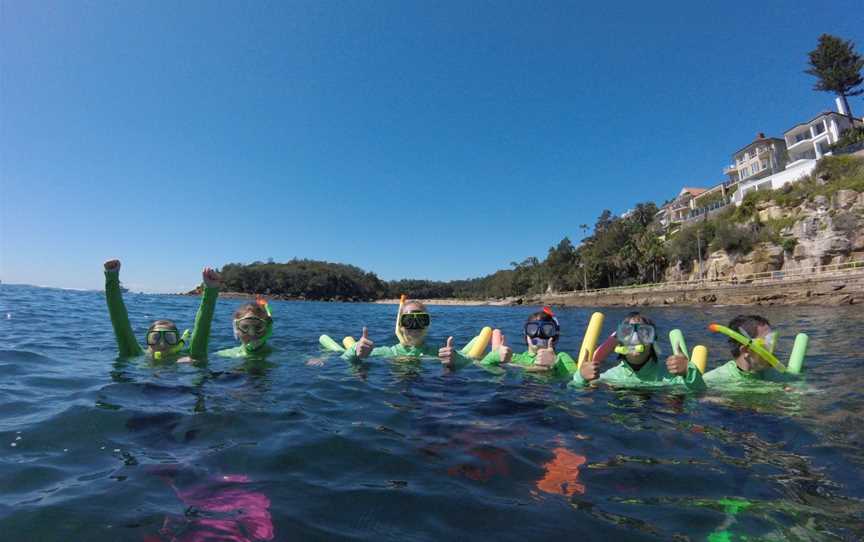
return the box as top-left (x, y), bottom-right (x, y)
top-left (787, 333), bottom-right (808, 374)
top-left (691, 345), bottom-right (708, 374)
top-left (592, 333), bottom-right (617, 362)
top-left (578, 312), bottom-right (604, 369)
top-left (319, 334), bottom-right (344, 352)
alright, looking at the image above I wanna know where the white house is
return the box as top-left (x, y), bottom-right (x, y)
top-left (783, 107), bottom-right (863, 164)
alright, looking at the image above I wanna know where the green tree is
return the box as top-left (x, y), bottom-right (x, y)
top-left (806, 34), bottom-right (864, 118)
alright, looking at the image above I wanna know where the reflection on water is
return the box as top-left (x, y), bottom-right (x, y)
top-left (0, 284), bottom-right (863, 540)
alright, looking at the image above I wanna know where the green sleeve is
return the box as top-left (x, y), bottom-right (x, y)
top-left (447, 349), bottom-right (474, 370)
top-left (511, 351), bottom-right (536, 368)
top-left (680, 363), bottom-right (707, 391)
top-left (570, 370), bottom-right (589, 388)
top-left (480, 350), bottom-right (502, 366)
top-left (187, 286), bottom-right (219, 359)
top-left (104, 271), bottom-right (143, 357)
top-left (553, 352), bottom-right (578, 378)
top-left (341, 344), bottom-right (398, 362)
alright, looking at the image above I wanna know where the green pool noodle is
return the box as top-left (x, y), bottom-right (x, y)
top-left (669, 329), bottom-right (689, 359)
top-left (787, 333), bottom-right (808, 375)
top-left (319, 334), bottom-right (345, 352)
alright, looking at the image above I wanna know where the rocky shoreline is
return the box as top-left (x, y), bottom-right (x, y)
top-left (180, 269), bottom-right (863, 307)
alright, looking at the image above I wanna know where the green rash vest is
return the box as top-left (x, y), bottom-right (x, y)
top-left (217, 343), bottom-right (273, 358)
top-left (703, 360), bottom-right (794, 388)
top-left (104, 270), bottom-right (219, 360)
top-left (480, 349), bottom-right (578, 379)
top-left (570, 356), bottom-right (706, 391)
top-left (341, 342), bottom-right (473, 367)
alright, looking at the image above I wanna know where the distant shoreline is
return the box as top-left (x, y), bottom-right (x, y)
top-left (177, 270), bottom-right (863, 307)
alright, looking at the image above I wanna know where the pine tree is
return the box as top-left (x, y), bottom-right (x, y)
top-left (805, 34), bottom-right (863, 118)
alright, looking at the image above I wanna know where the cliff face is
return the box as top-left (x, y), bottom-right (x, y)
top-left (665, 188), bottom-right (864, 282)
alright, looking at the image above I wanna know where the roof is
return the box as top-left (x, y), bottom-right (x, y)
top-left (731, 135), bottom-right (785, 156)
top-left (783, 110), bottom-right (863, 134)
top-left (678, 187), bottom-right (707, 197)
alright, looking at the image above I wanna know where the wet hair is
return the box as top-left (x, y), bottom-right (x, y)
top-left (148, 319), bottom-right (177, 332)
top-left (233, 303), bottom-right (271, 323)
top-left (727, 315), bottom-right (771, 358)
top-left (402, 300), bottom-right (427, 313)
top-left (621, 312), bottom-right (655, 327)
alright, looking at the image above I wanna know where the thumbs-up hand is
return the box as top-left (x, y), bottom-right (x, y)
top-left (580, 357), bottom-right (602, 381)
top-left (666, 354), bottom-right (689, 375)
top-left (438, 336), bottom-right (457, 366)
top-left (355, 327), bottom-right (374, 359)
top-left (492, 329), bottom-right (513, 363)
top-left (534, 337), bottom-right (557, 369)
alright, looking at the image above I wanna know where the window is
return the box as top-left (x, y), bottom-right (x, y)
top-left (813, 122), bottom-right (826, 135)
top-left (751, 164), bottom-right (758, 175)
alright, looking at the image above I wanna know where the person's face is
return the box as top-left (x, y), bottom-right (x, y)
top-left (736, 323), bottom-right (773, 372)
top-left (146, 323), bottom-right (180, 355)
top-left (235, 313), bottom-right (269, 345)
top-left (620, 317), bottom-right (654, 367)
top-left (400, 303), bottom-right (429, 346)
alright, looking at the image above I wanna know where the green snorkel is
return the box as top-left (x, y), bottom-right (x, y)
top-left (708, 323), bottom-right (786, 372)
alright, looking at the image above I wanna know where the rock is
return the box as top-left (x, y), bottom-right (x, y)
top-left (664, 297), bottom-right (675, 305)
top-left (699, 293), bottom-right (717, 303)
top-left (836, 294), bottom-right (853, 305)
top-left (705, 250), bottom-right (734, 280)
top-left (757, 206), bottom-right (785, 222)
top-left (833, 189), bottom-right (859, 210)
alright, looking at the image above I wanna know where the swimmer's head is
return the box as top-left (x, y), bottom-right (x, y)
top-left (146, 320), bottom-right (181, 356)
top-left (617, 312), bottom-right (657, 367)
top-left (729, 315), bottom-right (772, 373)
top-left (524, 308), bottom-right (560, 353)
top-left (399, 300), bottom-right (429, 347)
top-left (233, 303), bottom-right (272, 346)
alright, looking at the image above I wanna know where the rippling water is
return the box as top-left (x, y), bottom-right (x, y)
top-left (1, 284), bottom-right (863, 541)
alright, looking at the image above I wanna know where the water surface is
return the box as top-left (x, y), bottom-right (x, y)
top-left (1, 284), bottom-right (862, 541)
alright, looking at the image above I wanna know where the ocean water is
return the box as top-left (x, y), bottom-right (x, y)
top-left (1, 283), bottom-right (863, 541)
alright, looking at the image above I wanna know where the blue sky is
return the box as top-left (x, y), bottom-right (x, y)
top-left (2, 1), bottom-right (862, 292)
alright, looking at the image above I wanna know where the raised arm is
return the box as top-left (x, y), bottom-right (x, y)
top-left (103, 259), bottom-right (143, 358)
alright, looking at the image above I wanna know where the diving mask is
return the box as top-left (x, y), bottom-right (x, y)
top-left (147, 329), bottom-right (181, 346)
top-left (400, 312), bottom-right (431, 330)
top-left (235, 317), bottom-right (269, 337)
top-left (616, 322), bottom-right (656, 346)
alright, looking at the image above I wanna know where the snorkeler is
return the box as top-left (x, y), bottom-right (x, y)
top-left (703, 315), bottom-right (789, 385)
top-left (572, 312), bottom-right (705, 390)
top-left (217, 296), bottom-right (274, 358)
top-left (342, 300), bottom-right (472, 366)
top-left (478, 308), bottom-right (578, 379)
top-left (103, 259), bottom-right (220, 361)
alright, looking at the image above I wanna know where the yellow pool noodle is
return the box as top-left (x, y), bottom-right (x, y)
top-left (467, 326), bottom-right (493, 359)
top-left (343, 336), bottom-right (356, 350)
top-left (691, 345), bottom-right (708, 374)
top-left (578, 312), bottom-right (605, 369)
top-left (395, 294), bottom-right (407, 345)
